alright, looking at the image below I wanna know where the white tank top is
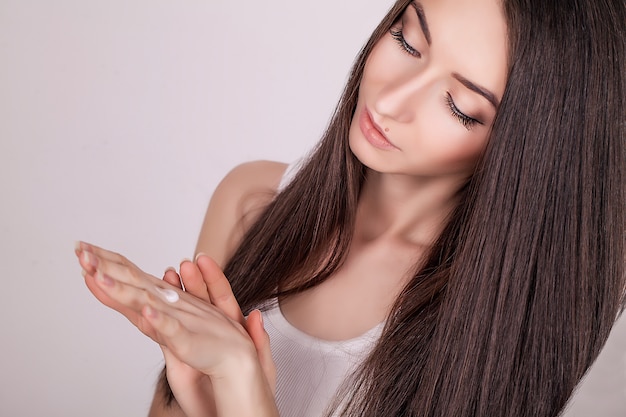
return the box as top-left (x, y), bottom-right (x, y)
top-left (262, 161), bottom-right (383, 416)
top-left (262, 303), bottom-right (383, 417)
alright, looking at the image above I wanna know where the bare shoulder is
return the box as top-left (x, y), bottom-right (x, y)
top-left (218, 160), bottom-right (288, 194)
top-left (195, 160), bottom-right (288, 266)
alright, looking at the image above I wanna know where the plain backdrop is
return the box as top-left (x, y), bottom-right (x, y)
top-left (0, 1), bottom-right (624, 416)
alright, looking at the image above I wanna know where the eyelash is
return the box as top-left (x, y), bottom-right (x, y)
top-left (445, 92), bottom-right (480, 130)
top-left (390, 27), bottom-right (481, 131)
top-left (390, 29), bottom-right (421, 58)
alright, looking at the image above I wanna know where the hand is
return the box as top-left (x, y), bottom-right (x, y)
top-left (159, 257), bottom-right (275, 415)
top-left (157, 263), bottom-right (216, 417)
top-left (75, 242), bottom-right (278, 417)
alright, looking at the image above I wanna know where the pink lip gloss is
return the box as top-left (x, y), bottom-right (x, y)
top-left (359, 108), bottom-right (397, 150)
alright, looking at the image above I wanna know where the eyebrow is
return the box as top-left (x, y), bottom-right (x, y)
top-left (410, 1), bottom-right (431, 46)
top-left (453, 73), bottom-right (500, 108)
top-left (410, 1), bottom-right (499, 109)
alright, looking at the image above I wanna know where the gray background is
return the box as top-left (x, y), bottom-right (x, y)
top-left (1, 0), bottom-right (623, 415)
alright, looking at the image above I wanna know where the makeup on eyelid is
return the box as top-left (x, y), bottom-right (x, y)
top-left (390, 25), bottom-right (480, 129)
top-left (348, 0), bottom-right (507, 179)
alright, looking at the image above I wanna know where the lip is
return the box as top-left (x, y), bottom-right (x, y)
top-left (359, 107), bottom-right (398, 150)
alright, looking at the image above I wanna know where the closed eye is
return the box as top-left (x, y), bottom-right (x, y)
top-left (390, 29), bottom-right (421, 58)
top-left (445, 92), bottom-right (483, 130)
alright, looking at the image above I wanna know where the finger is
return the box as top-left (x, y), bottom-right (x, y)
top-left (96, 263), bottom-right (219, 325)
top-left (180, 258), bottom-right (210, 301)
top-left (81, 250), bottom-right (161, 290)
top-left (247, 310), bottom-right (276, 394)
top-left (90, 268), bottom-right (217, 340)
top-left (75, 241), bottom-right (135, 269)
top-left (77, 249), bottom-right (100, 275)
top-left (196, 255), bottom-right (245, 326)
top-left (141, 300), bottom-right (250, 379)
top-left (142, 304), bottom-right (201, 366)
top-left (92, 253), bottom-right (217, 319)
top-left (75, 242), bottom-right (136, 278)
top-left (84, 269), bottom-right (160, 341)
top-left (163, 267), bottom-right (182, 289)
top-left (92, 270), bottom-right (154, 312)
top-left (83, 269), bottom-right (139, 318)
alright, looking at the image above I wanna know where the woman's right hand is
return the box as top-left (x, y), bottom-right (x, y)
top-left (158, 255), bottom-right (275, 417)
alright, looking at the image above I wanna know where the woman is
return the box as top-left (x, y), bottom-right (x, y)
top-left (76, 0), bottom-right (625, 416)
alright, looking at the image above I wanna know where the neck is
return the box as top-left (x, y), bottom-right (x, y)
top-left (356, 169), bottom-right (467, 247)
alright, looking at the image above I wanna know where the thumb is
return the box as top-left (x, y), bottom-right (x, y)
top-left (246, 309), bottom-right (276, 395)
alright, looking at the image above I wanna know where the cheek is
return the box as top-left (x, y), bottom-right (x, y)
top-left (432, 133), bottom-right (487, 166)
top-left (405, 111), bottom-right (489, 170)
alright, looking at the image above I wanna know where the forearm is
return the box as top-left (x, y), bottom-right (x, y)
top-left (211, 356), bottom-right (278, 417)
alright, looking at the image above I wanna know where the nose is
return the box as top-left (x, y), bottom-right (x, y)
top-left (372, 71), bottom-right (432, 124)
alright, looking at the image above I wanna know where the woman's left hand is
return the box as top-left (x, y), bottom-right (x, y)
top-left (75, 242), bottom-right (278, 416)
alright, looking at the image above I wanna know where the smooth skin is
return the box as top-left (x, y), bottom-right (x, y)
top-left (153, 257), bottom-right (276, 417)
top-left (76, 242), bottom-right (276, 417)
top-left (283, 0), bottom-right (507, 341)
top-left (146, 160), bottom-right (286, 416)
top-left (78, 160), bottom-right (285, 417)
top-left (78, 0), bottom-right (507, 414)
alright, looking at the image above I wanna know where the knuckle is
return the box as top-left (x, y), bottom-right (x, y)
top-left (166, 316), bottom-right (183, 337)
top-left (116, 252), bottom-right (128, 263)
top-left (145, 291), bottom-right (157, 304)
top-left (128, 266), bottom-right (142, 282)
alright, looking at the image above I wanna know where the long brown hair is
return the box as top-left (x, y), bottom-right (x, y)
top-left (163, 0), bottom-right (626, 415)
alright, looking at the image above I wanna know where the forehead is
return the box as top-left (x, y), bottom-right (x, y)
top-left (417, 0), bottom-right (508, 98)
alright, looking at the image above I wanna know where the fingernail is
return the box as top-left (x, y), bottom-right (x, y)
top-left (74, 241), bottom-right (82, 252)
top-left (96, 270), bottom-right (114, 286)
top-left (81, 269), bottom-right (87, 278)
top-left (82, 251), bottom-right (98, 268)
top-left (164, 266), bottom-right (176, 273)
top-left (251, 309), bottom-right (263, 327)
top-left (194, 252), bottom-right (207, 262)
top-left (180, 257), bottom-right (192, 265)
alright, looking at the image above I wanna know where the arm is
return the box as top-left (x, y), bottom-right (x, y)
top-left (147, 264), bottom-right (217, 417)
top-left (195, 160), bottom-right (288, 266)
top-left (149, 161), bottom-right (287, 416)
top-left (77, 243), bottom-right (279, 417)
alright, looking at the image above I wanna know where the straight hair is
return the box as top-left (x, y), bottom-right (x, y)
top-left (161, 0), bottom-right (625, 415)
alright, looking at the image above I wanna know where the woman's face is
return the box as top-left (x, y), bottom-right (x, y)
top-left (349, 0), bottom-right (508, 182)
